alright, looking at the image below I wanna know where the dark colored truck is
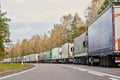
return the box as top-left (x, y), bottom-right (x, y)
top-left (73, 32), bottom-right (87, 64)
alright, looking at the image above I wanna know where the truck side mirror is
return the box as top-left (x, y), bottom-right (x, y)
top-left (83, 41), bottom-right (86, 48)
top-left (71, 47), bottom-right (74, 52)
top-left (59, 52), bottom-right (62, 55)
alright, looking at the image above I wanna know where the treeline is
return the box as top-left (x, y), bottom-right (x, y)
top-left (4, 0), bottom-right (110, 58)
top-left (7, 13), bottom-right (86, 58)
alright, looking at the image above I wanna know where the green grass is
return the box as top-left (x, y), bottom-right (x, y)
top-left (0, 63), bottom-right (30, 72)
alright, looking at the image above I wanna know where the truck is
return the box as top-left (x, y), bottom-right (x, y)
top-left (45, 50), bottom-right (52, 63)
top-left (1, 58), bottom-right (11, 63)
top-left (24, 55), bottom-right (31, 63)
top-left (61, 43), bottom-right (73, 63)
top-left (73, 32), bottom-right (87, 64)
top-left (87, 2), bottom-right (120, 67)
top-left (52, 47), bottom-right (62, 63)
top-left (38, 52), bottom-right (46, 63)
top-left (29, 54), bottom-right (38, 63)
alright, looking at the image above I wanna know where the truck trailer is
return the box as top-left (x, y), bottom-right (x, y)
top-left (61, 43), bottom-right (73, 63)
top-left (45, 50), bottom-right (52, 63)
top-left (87, 2), bottom-right (120, 67)
top-left (38, 52), bottom-right (46, 63)
top-left (73, 32), bottom-right (87, 64)
top-left (52, 47), bottom-right (61, 63)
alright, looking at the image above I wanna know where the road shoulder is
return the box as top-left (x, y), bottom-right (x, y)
top-left (0, 64), bottom-right (35, 78)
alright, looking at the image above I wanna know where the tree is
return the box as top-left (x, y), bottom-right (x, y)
top-left (69, 13), bottom-right (86, 42)
top-left (31, 35), bottom-right (41, 53)
top-left (85, 0), bottom-right (104, 25)
top-left (20, 39), bottom-right (28, 56)
top-left (98, 0), bottom-right (109, 14)
top-left (71, 13), bottom-right (84, 28)
top-left (0, 6), bottom-right (11, 60)
top-left (50, 24), bottom-right (69, 47)
top-left (61, 14), bottom-right (73, 30)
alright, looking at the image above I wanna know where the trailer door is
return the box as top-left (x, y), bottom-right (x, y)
top-left (114, 6), bottom-right (120, 51)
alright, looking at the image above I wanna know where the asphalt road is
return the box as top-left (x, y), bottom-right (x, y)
top-left (0, 64), bottom-right (120, 80)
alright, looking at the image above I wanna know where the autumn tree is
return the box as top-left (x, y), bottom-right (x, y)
top-left (61, 14), bottom-right (73, 30)
top-left (85, 0), bottom-right (104, 25)
top-left (39, 34), bottom-right (49, 52)
top-left (70, 13), bottom-right (86, 42)
top-left (30, 35), bottom-right (41, 53)
top-left (13, 42), bottom-right (21, 57)
top-left (19, 39), bottom-right (27, 57)
top-left (51, 13), bottom-right (86, 44)
top-left (59, 14), bottom-right (73, 43)
top-left (98, 0), bottom-right (110, 14)
top-left (50, 24), bottom-right (69, 48)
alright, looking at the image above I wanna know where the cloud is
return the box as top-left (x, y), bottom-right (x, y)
top-left (2, 0), bottom-right (91, 23)
top-left (9, 23), bottom-right (54, 43)
top-left (12, 0), bottom-right (25, 3)
top-left (11, 26), bottom-right (31, 34)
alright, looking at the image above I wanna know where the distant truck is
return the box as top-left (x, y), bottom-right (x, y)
top-left (38, 52), bottom-right (46, 63)
top-left (29, 54), bottom-right (38, 63)
top-left (1, 58), bottom-right (11, 63)
top-left (45, 50), bottom-right (52, 63)
top-left (61, 43), bottom-right (73, 63)
top-left (52, 47), bottom-right (62, 63)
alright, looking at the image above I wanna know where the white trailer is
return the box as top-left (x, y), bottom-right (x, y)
top-left (1, 58), bottom-right (11, 63)
top-left (39, 52), bottom-right (46, 63)
top-left (52, 47), bottom-right (62, 63)
top-left (24, 55), bottom-right (30, 63)
top-left (61, 43), bottom-right (73, 63)
top-left (29, 54), bottom-right (38, 63)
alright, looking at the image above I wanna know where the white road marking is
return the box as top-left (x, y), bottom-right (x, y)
top-left (103, 73), bottom-right (120, 79)
top-left (0, 64), bottom-right (38, 80)
top-left (109, 78), bottom-right (119, 80)
top-left (78, 68), bottom-right (86, 71)
top-left (88, 71), bottom-right (104, 76)
top-left (60, 65), bottom-right (120, 79)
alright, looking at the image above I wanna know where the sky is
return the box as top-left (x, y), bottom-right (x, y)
top-left (1, 0), bottom-right (91, 44)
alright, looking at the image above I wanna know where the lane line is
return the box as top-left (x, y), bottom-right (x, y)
top-left (0, 64), bottom-right (38, 80)
top-left (109, 78), bottom-right (119, 80)
top-left (88, 71), bottom-right (104, 76)
top-left (103, 73), bottom-right (120, 79)
top-left (60, 65), bottom-right (120, 79)
top-left (78, 68), bottom-right (86, 71)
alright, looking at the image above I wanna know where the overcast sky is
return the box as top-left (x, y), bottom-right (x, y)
top-left (1, 0), bottom-right (91, 44)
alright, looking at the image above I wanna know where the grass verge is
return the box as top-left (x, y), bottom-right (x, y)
top-left (0, 63), bottom-right (30, 72)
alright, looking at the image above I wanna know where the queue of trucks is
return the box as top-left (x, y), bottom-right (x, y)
top-left (2, 2), bottom-right (120, 67)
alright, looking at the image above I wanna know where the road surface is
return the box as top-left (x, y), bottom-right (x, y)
top-left (0, 64), bottom-right (120, 80)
